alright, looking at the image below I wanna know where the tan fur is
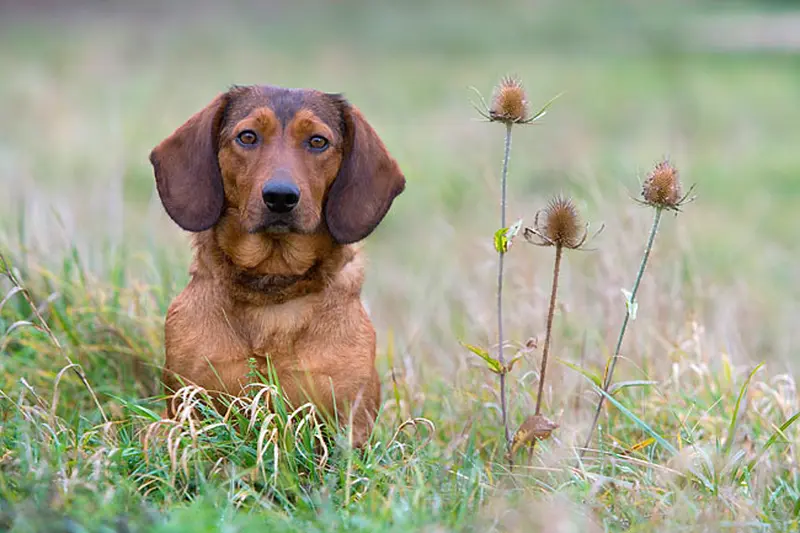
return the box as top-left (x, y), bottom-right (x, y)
top-left (151, 86), bottom-right (406, 447)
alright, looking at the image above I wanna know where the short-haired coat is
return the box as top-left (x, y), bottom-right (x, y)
top-left (150, 85), bottom-right (405, 446)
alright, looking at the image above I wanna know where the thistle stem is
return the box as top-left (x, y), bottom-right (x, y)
top-left (535, 243), bottom-right (562, 416)
top-left (497, 122), bottom-right (513, 447)
top-left (581, 207), bottom-right (663, 455)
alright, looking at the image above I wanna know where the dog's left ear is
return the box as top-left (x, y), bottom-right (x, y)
top-left (325, 99), bottom-right (406, 244)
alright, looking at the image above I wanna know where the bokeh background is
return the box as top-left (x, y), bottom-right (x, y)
top-left (1, 0), bottom-right (799, 428)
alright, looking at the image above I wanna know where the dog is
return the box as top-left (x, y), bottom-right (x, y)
top-left (150, 85), bottom-right (405, 446)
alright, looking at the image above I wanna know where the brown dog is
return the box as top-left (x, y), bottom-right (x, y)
top-left (150, 85), bottom-right (405, 446)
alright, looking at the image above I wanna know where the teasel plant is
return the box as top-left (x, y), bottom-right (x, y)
top-left (463, 76), bottom-right (558, 450)
top-left (580, 160), bottom-right (695, 456)
top-left (508, 195), bottom-right (601, 456)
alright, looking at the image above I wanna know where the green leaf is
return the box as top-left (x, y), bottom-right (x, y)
top-left (622, 288), bottom-right (638, 320)
top-left (558, 358), bottom-right (602, 388)
top-left (609, 380), bottom-right (658, 396)
top-left (593, 385), bottom-right (678, 456)
top-left (493, 219), bottom-right (523, 254)
top-left (563, 354), bottom-right (676, 456)
top-left (723, 363), bottom-right (763, 455)
top-left (107, 394), bottom-right (162, 422)
top-left (461, 342), bottom-right (503, 374)
top-left (746, 410), bottom-right (800, 475)
top-left (493, 228), bottom-right (506, 254)
top-left (528, 92), bottom-right (563, 123)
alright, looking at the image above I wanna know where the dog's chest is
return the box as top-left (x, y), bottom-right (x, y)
top-left (238, 295), bottom-right (318, 358)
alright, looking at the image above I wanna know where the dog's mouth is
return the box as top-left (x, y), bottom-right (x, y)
top-left (250, 221), bottom-right (291, 234)
top-left (263, 220), bottom-right (291, 234)
top-left (248, 215), bottom-right (305, 235)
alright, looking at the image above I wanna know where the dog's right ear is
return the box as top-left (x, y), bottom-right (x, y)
top-left (150, 93), bottom-right (229, 232)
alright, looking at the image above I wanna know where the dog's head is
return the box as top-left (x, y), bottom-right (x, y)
top-left (150, 85), bottom-right (405, 245)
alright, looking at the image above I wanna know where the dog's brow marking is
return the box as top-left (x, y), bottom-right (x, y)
top-left (250, 108), bottom-right (280, 137)
top-left (287, 109), bottom-right (335, 141)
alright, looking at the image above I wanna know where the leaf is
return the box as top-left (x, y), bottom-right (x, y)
top-left (746, 410), bottom-right (800, 476)
top-left (506, 353), bottom-right (524, 373)
top-left (493, 219), bottom-right (523, 254)
top-left (622, 288), bottom-right (638, 320)
top-left (493, 228), bottom-right (507, 254)
top-left (723, 363), bottom-right (763, 455)
top-left (108, 395), bottom-right (162, 422)
top-left (506, 219), bottom-right (523, 243)
top-left (528, 91), bottom-right (563, 123)
top-left (625, 437), bottom-right (655, 455)
top-left (461, 342), bottom-right (503, 374)
top-left (557, 358), bottom-right (602, 388)
top-left (510, 414), bottom-right (559, 454)
top-left (609, 380), bottom-right (658, 396)
top-left (593, 385), bottom-right (678, 456)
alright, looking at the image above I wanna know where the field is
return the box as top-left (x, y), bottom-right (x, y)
top-left (2, 1), bottom-right (800, 531)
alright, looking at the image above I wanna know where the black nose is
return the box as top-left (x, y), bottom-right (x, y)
top-left (262, 180), bottom-right (300, 213)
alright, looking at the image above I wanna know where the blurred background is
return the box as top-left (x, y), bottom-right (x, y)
top-left (1, 0), bottom-right (798, 410)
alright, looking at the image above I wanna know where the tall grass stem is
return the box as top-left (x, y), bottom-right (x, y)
top-left (581, 207), bottom-right (663, 454)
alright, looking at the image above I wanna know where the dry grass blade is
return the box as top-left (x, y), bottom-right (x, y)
top-left (388, 417), bottom-right (436, 450)
top-left (257, 422), bottom-right (280, 484)
top-left (0, 252), bottom-right (108, 423)
top-left (0, 286), bottom-right (23, 312)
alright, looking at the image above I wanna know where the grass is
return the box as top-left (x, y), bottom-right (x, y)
top-left (2, 0), bottom-right (800, 531)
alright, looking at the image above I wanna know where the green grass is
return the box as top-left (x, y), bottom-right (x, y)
top-left (2, 1), bottom-right (800, 531)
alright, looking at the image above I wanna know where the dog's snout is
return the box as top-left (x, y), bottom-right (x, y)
top-left (262, 180), bottom-right (300, 213)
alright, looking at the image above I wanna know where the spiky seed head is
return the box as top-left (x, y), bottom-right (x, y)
top-left (489, 76), bottom-right (529, 124)
top-left (642, 160), bottom-right (682, 209)
top-left (539, 195), bottom-right (583, 248)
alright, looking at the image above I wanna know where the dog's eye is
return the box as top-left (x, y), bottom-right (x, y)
top-left (307, 135), bottom-right (329, 152)
top-left (236, 130), bottom-right (258, 146)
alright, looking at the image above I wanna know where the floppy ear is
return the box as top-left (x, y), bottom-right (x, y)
top-left (325, 100), bottom-right (406, 244)
top-left (150, 93), bottom-right (229, 232)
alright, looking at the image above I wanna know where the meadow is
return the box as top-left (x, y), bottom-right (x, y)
top-left (1, 1), bottom-right (800, 531)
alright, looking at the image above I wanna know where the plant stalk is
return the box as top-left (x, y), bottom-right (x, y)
top-left (497, 122), bottom-right (513, 446)
top-left (535, 243), bottom-right (563, 416)
top-left (581, 207), bottom-right (663, 455)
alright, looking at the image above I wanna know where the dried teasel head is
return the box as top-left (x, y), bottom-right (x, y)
top-left (489, 76), bottom-right (529, 124)
top-left (640, 160), bottom-right (695, 212)
top-left (524, 195), bottom-right (595, 249)
top-left (471, 76), bottom-right (558, 125)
